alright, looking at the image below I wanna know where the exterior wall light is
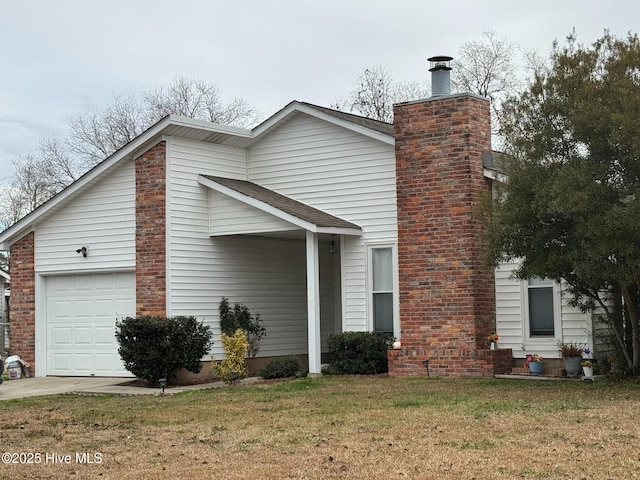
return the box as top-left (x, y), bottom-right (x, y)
top-left (329, 235), bottom-right (338, 255)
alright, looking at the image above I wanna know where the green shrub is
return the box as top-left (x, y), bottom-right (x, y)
top-left (327, 331), bottom-right (394, 374)
top-left (259, 356), bottom-right (302, 379)
top-left (213, 329), bottom-right (248, 384)
top-left (219, 297), bottom-right (266, 358)
top-left (115, 315), bottom-right (213, 383)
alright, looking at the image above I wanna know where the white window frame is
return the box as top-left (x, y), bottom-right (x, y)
top-left (521, 277), bottom-right (561, 344)
top-left (366, 243), bottom-right (399, 337)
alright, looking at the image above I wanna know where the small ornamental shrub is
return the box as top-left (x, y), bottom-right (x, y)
top-left (558, 341), bottom-right (586, 358)
top-left (327, 331), bottom-right (394, 375)
top-left (219, 297), bottom-right (266, 358)
top-left (115, 315), bottom-right (213, 383)
top-left (213, 329), bottom-right (249, 384)
top-left (259, 356), bottom-right (302, 379)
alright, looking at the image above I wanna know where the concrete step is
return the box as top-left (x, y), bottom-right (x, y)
top-left (510, 366), bottom-right (566, 377)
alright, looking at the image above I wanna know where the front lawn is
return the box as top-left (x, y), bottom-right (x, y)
top-left (0, 376), bottom-right (638, 479)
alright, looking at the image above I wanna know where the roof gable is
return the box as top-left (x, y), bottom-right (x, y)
top-left (0, 101), bottom-right (390, 248)
top-left (252, 101), bottom-right (394, 146)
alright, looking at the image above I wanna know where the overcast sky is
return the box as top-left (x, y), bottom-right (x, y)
top-left (1, 0), bottom-right (638, 180)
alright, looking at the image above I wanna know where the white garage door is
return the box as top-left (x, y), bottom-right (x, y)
top-left (46, 273), bottom-right (135, 376)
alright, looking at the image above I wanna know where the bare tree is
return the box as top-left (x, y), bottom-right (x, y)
top-left (451, 31), bottom-right (521, 137)
top-left (351, 66), bottom-right (395, 122)
top-left (1, 78), bottom-right (260, 228)
top-left (142, 77), bottom-right (260, 128)
top-left (68, 94), bottom-right (147, 166)
top-left (391, 80), bottom-right (431, 103)
top-left (68, 77), bottom-right (261, 167)
top-left (39, 137), bottom-right (85, 188)
top-left (452, 31), bottom-right (519, 98)
top-left (333, 65), bottom-right (429, 122)
top-left (339, 33), bottom-right (521, 125)
top-left (0, 154), bottom-right (58, 228)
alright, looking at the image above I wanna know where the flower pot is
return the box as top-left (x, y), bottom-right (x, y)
top-left (528, 361), bottom-right (543, 376)
top-left (564, 356), bottom-right (582, 378)
top-left (582, 366), bottom-right (594, 377)
top-left (490, 342), bottom-right (497, 350)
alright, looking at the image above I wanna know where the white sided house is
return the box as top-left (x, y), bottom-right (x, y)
top-left (495, 261), bottom-right (596, 364)
top-left (2, 102), bottom-right (399, 377)
top-left (0, 64), bottom-right (595, 378)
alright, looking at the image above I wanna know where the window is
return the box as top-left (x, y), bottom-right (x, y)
top-left (371, 247), bottom-right (394, 333)
top-left (528, 277), bottom-right (555, 336)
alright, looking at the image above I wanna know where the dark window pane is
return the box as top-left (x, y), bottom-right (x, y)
top-left (529, 287), bottom-right (554, 336)
top-left (373, 293), bottom-right (393, 333)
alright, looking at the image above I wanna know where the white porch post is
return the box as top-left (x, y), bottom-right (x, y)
top-left (306, 230), bottom-right (322, 376)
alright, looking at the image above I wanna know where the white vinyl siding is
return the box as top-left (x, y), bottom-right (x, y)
top-left (495, 260), bottom-right (593, 358)
top-left (202, 236), bottom-right (308, 357)
top-left (247, 113), bottom-right (397, 332)
top-left (494, 261), bottom-right (523, 350)
top-left (342, 236), bottom-right (367, 331)
top-left (168, 137), bottom-right (339, 358)
top-left (560, 279), bottom-right (593, 340)
top-left (170, 137), bottom-right (247, 181)
top-left (170, 235), bottom-right (337, 358)
top-left (35, 162), bottom-right (136, 273)
top-left (208, 190), bottom-right (298, 236)
top-left (168, 136), bottom-right (247, 357)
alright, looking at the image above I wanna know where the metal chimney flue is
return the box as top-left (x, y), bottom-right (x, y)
top-left (428, 55), bottom-right (453, 97)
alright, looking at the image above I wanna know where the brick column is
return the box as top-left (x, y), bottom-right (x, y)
top-left (135, 141), bottom-right (167, 317)
top-left (9, 232), bottom-right (35, 369)
top-left (391, 94), bottom-right (497, 377)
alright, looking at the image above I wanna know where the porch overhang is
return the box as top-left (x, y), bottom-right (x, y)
top-left (197, 175), bottom-right (362, 237)
top-left (198, 174), bottom-right (358, 375)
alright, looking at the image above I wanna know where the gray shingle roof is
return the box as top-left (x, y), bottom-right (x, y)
top-left (201, 175), bottom-right (361, 230)
top-left (298, 102), bottom-right (394, 137)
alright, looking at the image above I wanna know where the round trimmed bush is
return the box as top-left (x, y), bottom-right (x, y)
top-left (259, 356), bottom-right (302, 379)
top-left (115, 315), bottom-right (213, 383)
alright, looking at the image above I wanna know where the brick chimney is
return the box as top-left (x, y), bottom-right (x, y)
top-left (388, 57), bottom-right (511, 377)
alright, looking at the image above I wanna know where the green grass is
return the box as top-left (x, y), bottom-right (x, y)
top-left (1, 376), bottom-right (640, 479)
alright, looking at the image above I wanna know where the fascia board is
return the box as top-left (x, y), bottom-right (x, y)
top-left (167, 115), bottom-right (253, 138)
top-left (316, 226), bottom-right (362, 236)
top-left (483, 168), bottom-right (507, 182)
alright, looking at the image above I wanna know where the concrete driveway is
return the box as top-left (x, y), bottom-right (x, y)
top-left (0, 377), bottom-right (132, 400)
top-left (0, 376), bottom-right (258, 400)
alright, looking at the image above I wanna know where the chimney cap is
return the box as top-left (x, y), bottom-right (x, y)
top-left (428, 55), bottom-right (453, 72)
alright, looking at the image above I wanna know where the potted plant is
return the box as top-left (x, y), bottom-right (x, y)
top-left (558, 341), bottom-right (585, 378)
top-left (487, 333), bottom-right (500, 350)
top-left (581, 359), bottom-right (594, 377)
top-left (524, 354), bottom-right (544, 376)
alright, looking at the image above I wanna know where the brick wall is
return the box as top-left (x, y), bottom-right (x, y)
top-left (9, 231), bottom-right (35, 369)
top-left (388, 347), bottom-right (512, 377)
top-left (390, 94), bottom-right (499, 377)
top-left (135, 141), bottom-right (167, 317)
